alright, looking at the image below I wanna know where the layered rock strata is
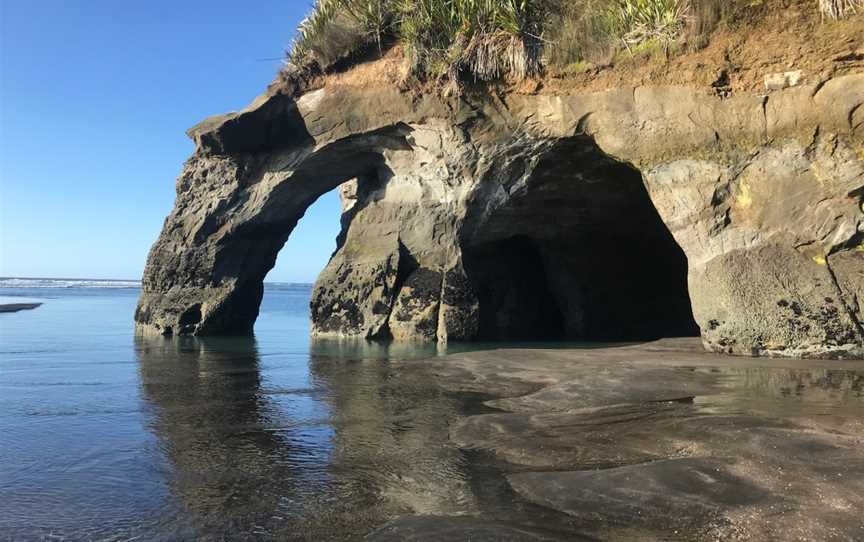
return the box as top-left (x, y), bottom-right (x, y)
top-left (136, 75), bottom-right (864, 357)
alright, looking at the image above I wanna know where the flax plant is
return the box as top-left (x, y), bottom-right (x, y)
top-left (605, 0), bottom-right (690, 51)
top-left (818, 0), bottom-right (864, 19)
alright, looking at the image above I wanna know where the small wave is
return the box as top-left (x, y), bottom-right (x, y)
top-left (0, 277), bottom-right (141, 289)
top-left (261, 386), bottom-right (323, 396)
top-left (265, 282), bottom-right (314, 291)
top-left (4, 381), bottom-right (108, 387)
top-left (25, 407), bottom-right (143, 417)
top-left (0, 349), bottom-right (63, 354)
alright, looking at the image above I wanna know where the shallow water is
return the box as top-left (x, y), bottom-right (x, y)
top-left (0, 285), bottom-right (577, 540)
top-left (1, 285), bottom-right (441, 540)
top-left (1, 284), bottom-right (862, 541)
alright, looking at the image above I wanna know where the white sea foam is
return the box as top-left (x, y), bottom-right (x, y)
top-left (0, 278), bottom-right (314, 290)
top-left (266, 282), bottom-right (313, 290)
top-left (0, 278), bottom-right (141, 289)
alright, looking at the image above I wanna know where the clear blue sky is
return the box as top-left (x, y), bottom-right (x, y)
top-left (0, 0), bottom-right (341, 283)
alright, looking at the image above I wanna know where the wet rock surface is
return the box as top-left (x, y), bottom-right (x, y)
top-left (0, 303), bottom-right (42, 313)
top-left (372, 339), bottom-right (864, 541)
top-left (367, 516), bottom-right (580, 541)
top-left (509, 457), bottom-right (777, 530)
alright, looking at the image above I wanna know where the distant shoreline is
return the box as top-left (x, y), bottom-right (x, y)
top-left (0, 276), bottom-right (139, 282)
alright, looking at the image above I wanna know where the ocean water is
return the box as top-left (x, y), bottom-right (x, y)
top-left (2, 281), bottom-right (863, 541)
top-left (0, 282), bottom-right (481, 541)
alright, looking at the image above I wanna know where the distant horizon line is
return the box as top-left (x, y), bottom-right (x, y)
top-left (0, 276), bottom-right (314, 286)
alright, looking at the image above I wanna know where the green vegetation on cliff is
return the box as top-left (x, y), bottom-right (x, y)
top-left (284, 0), bottom-right (862, 89)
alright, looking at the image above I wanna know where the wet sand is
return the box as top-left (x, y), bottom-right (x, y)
top-left (372, 338), bottom-right (864, 541)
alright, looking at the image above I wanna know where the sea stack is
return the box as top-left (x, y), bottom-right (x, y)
top-left (135, 7), bottom-right (864, 359)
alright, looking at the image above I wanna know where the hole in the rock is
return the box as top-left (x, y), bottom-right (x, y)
top-left (462, 137), bottom-right (699, 342)
top-left (267, 189), bottom-right (344, 285)
top-left (178, 304), bottom-right (203, 333)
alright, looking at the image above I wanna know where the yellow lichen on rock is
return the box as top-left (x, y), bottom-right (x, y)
top-left (735, 180), bottom-right (753, 209)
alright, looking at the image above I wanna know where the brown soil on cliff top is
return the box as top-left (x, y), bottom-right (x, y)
top-left (541, 1), bottom-right (864, 95)
top-left (306, 0), bottom-right (863, 97)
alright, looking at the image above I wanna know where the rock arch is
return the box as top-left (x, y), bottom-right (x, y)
top-left (136, 92), bottom-right (415, 336)
top-left (137, 77), bottom-right (864, 358)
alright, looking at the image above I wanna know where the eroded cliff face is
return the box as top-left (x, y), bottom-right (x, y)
top-left (136, 74), bottom-right (864, 358)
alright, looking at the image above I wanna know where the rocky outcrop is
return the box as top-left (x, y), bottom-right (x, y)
top-left (0, 303), bottom-right (42, 313)
top-left (136, 73), bottom-right (864, 358)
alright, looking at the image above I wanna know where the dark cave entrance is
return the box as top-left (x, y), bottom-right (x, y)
top-left (462, 137), bottom-right (699, 342)
top-left (464, 236), bottom-right (566, 341)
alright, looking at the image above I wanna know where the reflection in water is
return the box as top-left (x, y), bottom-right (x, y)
top-left (135, 336), bottom-right (475, 540)
top-left (3, 283), bottom-right (861, 541)
top-left (308, 338), bottom-right (445, 361)
top-left (697, 366), bottom-right (864, 427)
